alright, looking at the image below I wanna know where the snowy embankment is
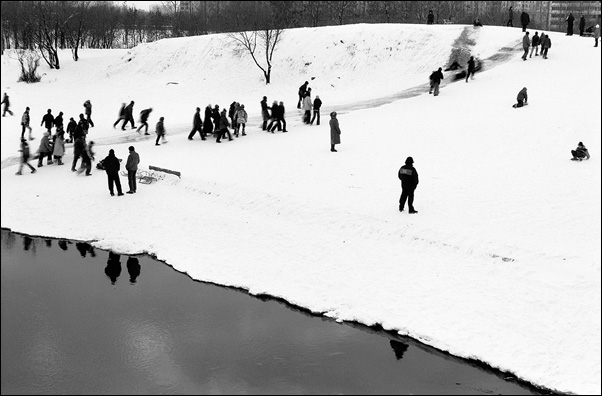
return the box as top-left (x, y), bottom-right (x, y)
top-left (1, 24), bottom-right (600, 394)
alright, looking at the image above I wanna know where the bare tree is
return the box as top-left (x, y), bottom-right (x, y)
top-left (11, 49), bottom-right (42, 83)
top-left (228, 28), bottom-right (284, 84)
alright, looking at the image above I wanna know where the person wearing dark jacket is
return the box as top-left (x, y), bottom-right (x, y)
top-left (430, 68), bottom-right (444, 96)
top-left (103, 149), bottom-right (124, 196)
top-left (53, 111), bottom-right (64, 132)
top-left (514, 87), bottom-right (528, 108)
top-left (37, 131), bottom-right (54, 167)
top-left (21, 107), bottom-right (33, 140)
top-left (267, 101), bottom-right (282, 132)
top-left (2, 92), bottom-right (13, 116)
top-left (261, 96), bottom-right (270, 130)
top-left (466, 56), bottom-right (476, 82)
top-left (125, 146), bottom-right (140, 194)
top-left (541, 35), bottom-right (551, 59)
top-left (211, 105), bottom-right (220, 133)
top-left (520, 11), bottom-right (530, 32)
top-left (216, 110), bottom-right (232, 143)
top-left (71, 136), bottom-right (85, 171)
top-left (155, 117), bottom-right (167, 145)
top-left (398, 157), bottom-right (419, 214)
top-left (76, 113), bottom-right (89, 138)
top-left (427, 10), bottom-right (434, 25)
top-left (66, 117), bottom-right (77, 143)
top-left (113, 103), bottom-right (126, 128)
top-left (571, 142), bottom-right (590, 161)
top-left (566, 13), bottom-right (575, 36)
top-left (507, 7), bottom-right (513, 27)
top-left (203, 105), bottom-right (214, 137)
top-left (579, 15), bottom-right (586, 36)
top-left (78, 140), bottom-right (95, 175)
top-left (83, 100), bottom-right (94, 127)
top-left (121, 101), bottom-right (135, 130)
top-left (188, 107), bottom-right (205, 140)
top-left (529, 32), bottom-right (540, 57)
top-left (136, 108), bottom-right (152, 135)
top-left (310, 95), bottom-right (322, 125)
top-left (41, 109), bottom-right (54, 133)
top-left (297, 81), bottom-right (309, 109)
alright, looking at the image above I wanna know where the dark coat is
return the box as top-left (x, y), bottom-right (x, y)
top-left (398, 164), bottom-right (419, 190)
top-left (126, 151), bottom-right (140, 172)
top-left (38, 133), bottom-right (53, 154)
top-left (67, 119), bottom-right (77, 135)
top-left (427, 12), bottom-right (434, 24)
top-left (430, 70), bottom-right (444, 84)
top-left (218, 114), bottom-right (230, 130)
top-left (520, 12), bottom-right (530, 26)
top-left (125, 102), bottom-right (134, 119)
top-left (523, 34), bottom-right (530, 49)
top-left (313, 98), bottom-right (322, 110)
top-left (20, 141), bottom-right (31, 160)
top-left (567, 14), bottom-right (575, 26)
top-left (41, 113), bottom-right (54, 129)
top-left (103, 153), bottom-right (121, 174)
top-left (329, 117), bottom-right (341, 145)
top-left (73, 137), bottom-right (85, 155)
top-left (84, 100), bottom-right (92, 116)
top-left (203, 107), bottom-right (213, 134)
top-left (532, 34), bottom-right (540, 46)
top-left (517, 88), bottom-right (528, 102)
top-left (193, 111), bottom-right (202, 127)
top-left (467, 58), bottom-right (475, 71)
top-left (54, 114), bottom-right (64, 128)
top-left (140, 108), bottom-right (152, 122)
top-left (542, 36), bottom-right (551, 49)
top-left (579, 17), bottom-right (586, 30)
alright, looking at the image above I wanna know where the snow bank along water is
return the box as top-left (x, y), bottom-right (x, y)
top-left (1, 23), bottom-right (600, 395)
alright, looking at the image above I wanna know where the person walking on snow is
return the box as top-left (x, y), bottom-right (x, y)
top-left (302, 92), bottom-right (312, 124)
top-left (595, 24), bottom-right (601, 47)
top-left (430, 68), bottom-right (444, 96)
top-left (261, 96), bottom-right (270, 130)
top-left (398, 157), bottom-right (419, 214)
top-left (541, 34), bottom-right (551, 59)
top-left (521, 31), bottom-right (530, 60)
top-left (507, 6), bottom-right (513, 27)
top-left (122, 101), bottom-right (135, 130)
top-left (188, 107), bottom-right (205, 140)
top-left (2, 92), bottom-right (13, 116)
top-left (155, 117), bottom-right (167, 145)
top-left (37, 131), bottom-right (54, 167)
top-left (530, 32), bottom-right (540, 57)
top-left (78, 140), bottom-right (95, 176)
top-left (216, 109), bottom-right (233, 143)
top-left (102, 149), bottom-right (124, 196)
top-left (41, 109), bottom-right (54, 133)
top-left (113, 103), bottom-right (126, 128)
top-left (15, 138), bottom-right (37, 175)
top-left (297, 81), bottom-right (309, 109)
top-left (329, 111), bottom-right (341, 152)
top-left (21, 107), bottom-right (33, 140)
top-left (235, 104), bottom-right (248, 136)
top-left (203, 105), bottom-right (214, 137)
top-left (137, 108), bottom-right (153, 135)
top-left (125, 146), bottom-right (140, 194)
top-left (466, 56), bottom-right (476, 82)
top-left (52, 129), bottom-right (66, 165)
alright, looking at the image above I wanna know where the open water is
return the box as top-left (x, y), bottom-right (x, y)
top-left (1, 229), bottom-right (554, 395)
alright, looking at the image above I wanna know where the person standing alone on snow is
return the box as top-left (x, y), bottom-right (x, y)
top-left (520, 11), bottom-right (530, 32)
top-left (398, 157), bottom-right (419, 214)
top-left (579, 15), bottom-right (586, 36)
top-left (83, 100), bottom-right (94, 128)
top-left (427, 10), bottom-right (434, 25)
top-left (466, 56), bottom-right (476, 82)
top-left (155, 117), bottom-right (167, 145)
top-left (125, 146), bottom-right (140, 194)
top-left (594, 24), bottom-right (600, 47)
top-left (329, 111), bottom-right (341, 152)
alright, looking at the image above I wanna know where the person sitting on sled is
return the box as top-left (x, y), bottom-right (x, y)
top-left (571, 142), bottom-right (590, 160)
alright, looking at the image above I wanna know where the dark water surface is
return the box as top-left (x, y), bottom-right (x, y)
top-left (1, 229), bottom-right (552, 395)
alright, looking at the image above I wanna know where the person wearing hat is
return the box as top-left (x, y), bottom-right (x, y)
top-left (398, 157), bottom-right (419, 214)
top-left (594, 24), bottom-right (600, 47)
top-left (102, 149), bottom-right (124, 196)
top-left (155, 116), bottom-right (167, 146)
top-left (329, 111), bottom-right (341, 152)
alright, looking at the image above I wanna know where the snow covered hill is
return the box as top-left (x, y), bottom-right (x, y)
top-left (1, 23), bottom-right (600, 394)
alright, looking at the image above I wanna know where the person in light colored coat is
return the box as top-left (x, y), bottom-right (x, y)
top-left (125, 146), bottom-right (140, 194)
top-left (329, 111), bottom-right (341, 152)
top-left (52, 130), bottom-right (65, 165)
top-left (302, 93), bottom-right (313, 124)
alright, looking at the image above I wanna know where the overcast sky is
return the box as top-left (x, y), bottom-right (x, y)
top-left (122, 1), bottom-right (161, 11)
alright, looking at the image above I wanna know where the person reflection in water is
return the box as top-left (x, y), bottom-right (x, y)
top-left (23, 236), bottom-right (33, 251)
top-left (105, 252), bottom-right (122, 285)
top-left (389, 340), bottom-right (409, 360)
top-left (127, 257), bottom-right (141, 284)
top-left (58, 240), bottom-right (68, 251)
top-left (75, 242), bottom-right (96, 258)
top-left (45, 239), bottom-right (52, 248)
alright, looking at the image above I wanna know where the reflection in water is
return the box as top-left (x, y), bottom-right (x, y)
top-left (45, 239), bottom-right (52, 248)
top-left (23, 236), bottom-right (33, 251)
top-left (105, 252), bottom-right (122, 284)
top-left (75, 242), bottom-right (95, 258)
top-left (127, 257), bottom-right (141, 284)
top-left (58, 240), bottom-right (68, 251)
top-left (1, 229), bottom-right (549, 395)
top-left (390, 340), bottom-right (409, 360)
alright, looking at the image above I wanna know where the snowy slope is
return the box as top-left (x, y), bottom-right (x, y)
top-left (1, 24), bottom-right (600, 394)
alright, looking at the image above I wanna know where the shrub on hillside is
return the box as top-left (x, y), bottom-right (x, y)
top-left (15, 50), bottom-right (42, 83)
